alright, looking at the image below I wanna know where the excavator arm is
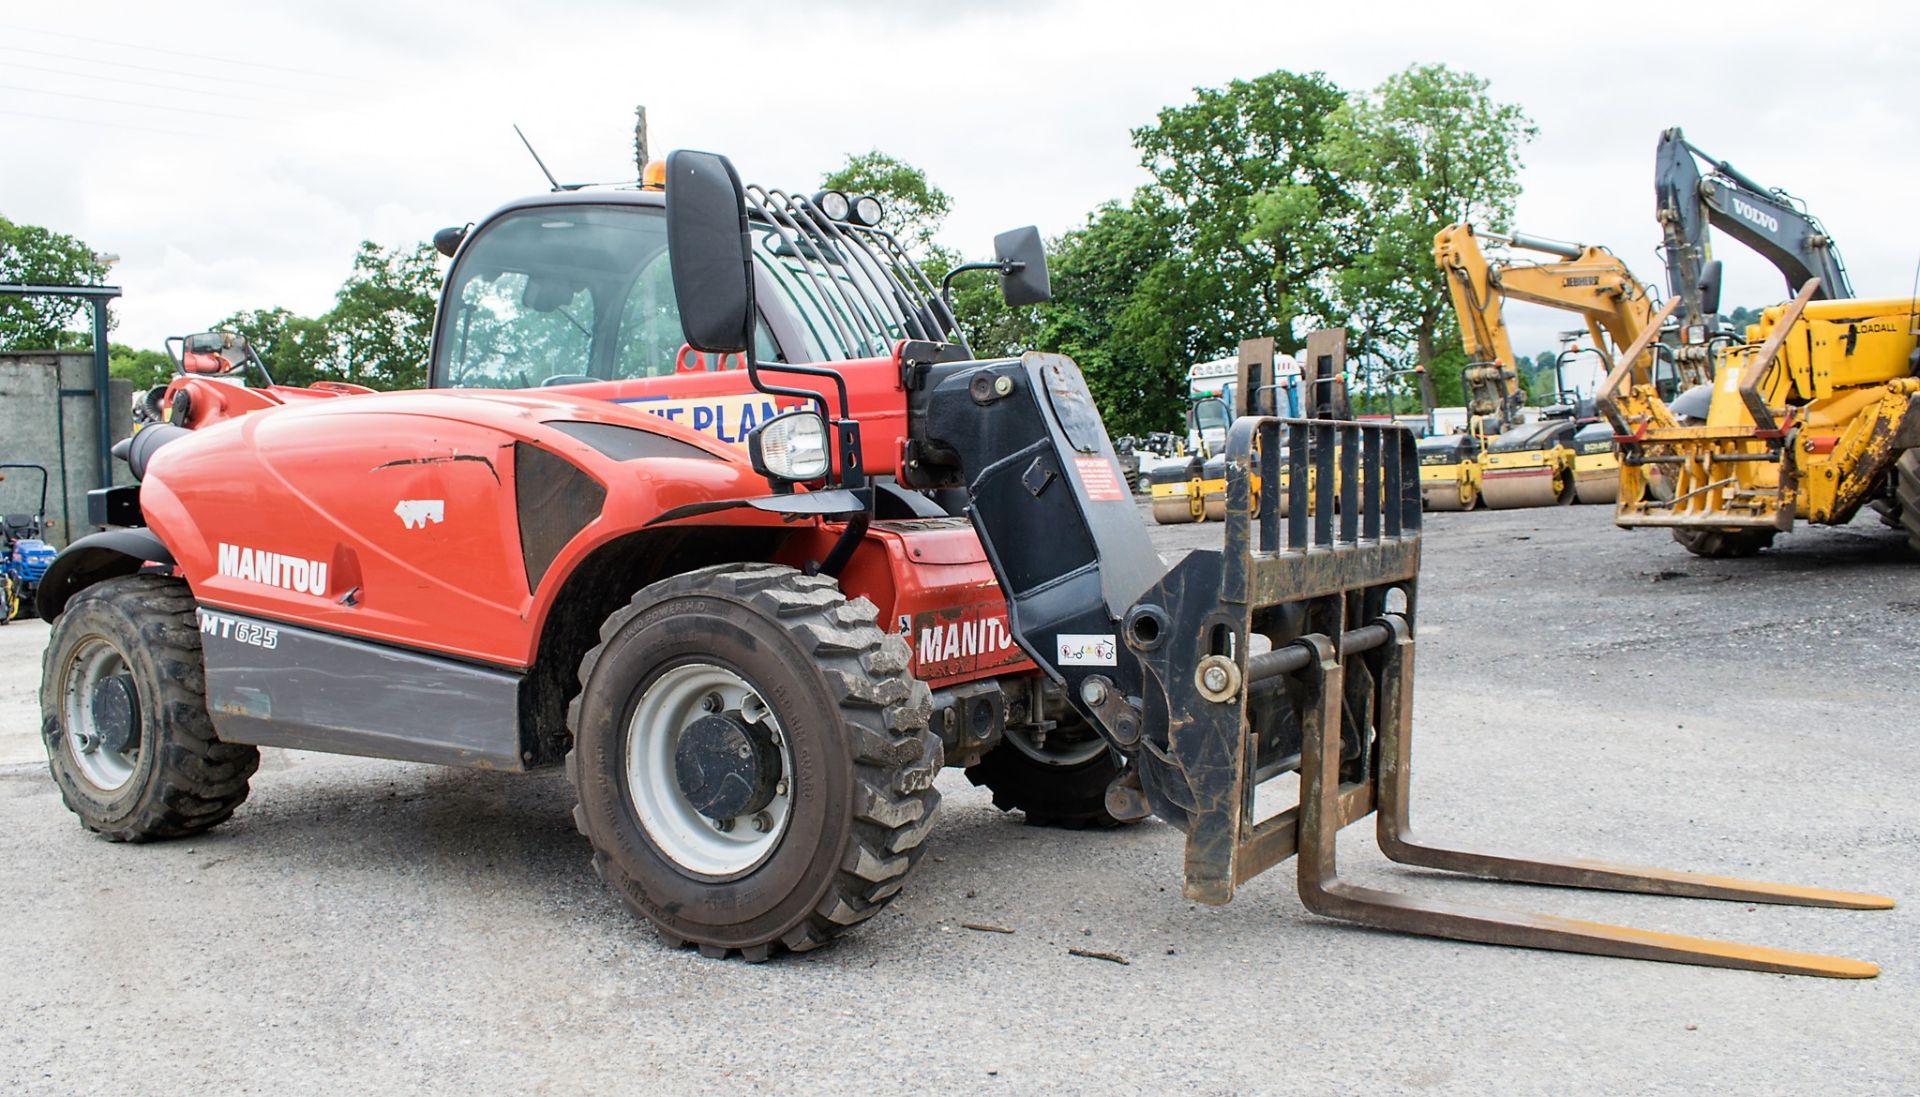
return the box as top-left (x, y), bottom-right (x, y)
top-left (1655, 127), bottom-right (1853, 337)
top-left (1434, 224), bottom-right (1680, 412)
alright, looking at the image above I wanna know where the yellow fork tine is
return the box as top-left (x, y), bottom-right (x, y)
top-left (1291, 621), bottom-right (1885, 979)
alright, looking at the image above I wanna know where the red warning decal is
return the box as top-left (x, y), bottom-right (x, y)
top-left (1074, 455), bottom-right (1126, 502)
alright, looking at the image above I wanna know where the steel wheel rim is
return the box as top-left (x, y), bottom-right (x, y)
top-left (61, 636), bottom-right (139, 792)
top-left (626, 662), bottom-right (793, 879)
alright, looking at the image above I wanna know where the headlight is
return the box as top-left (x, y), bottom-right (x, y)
top-left (749, 411), bottom-right (831, 482)
top-left (850, 195), bottom-right (884, 227)
top-left (810, 190), bottom-right (851, 221)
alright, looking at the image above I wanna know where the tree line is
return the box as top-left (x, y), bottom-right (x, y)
top-left (5, 64), bottom-right (1541, 434)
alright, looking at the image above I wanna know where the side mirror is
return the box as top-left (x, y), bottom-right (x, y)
top-left (665, 149), bottom-right (754, 355)
top-left (993, 226), bottom-right (1051, 307)
top-left (432, 225), bottom-right (468, 259)
top-left (1697, 259), bottom-right (1723, 318)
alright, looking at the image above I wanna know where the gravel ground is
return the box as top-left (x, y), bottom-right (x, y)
top-left (1, 503), bottom-right (1914, 1095)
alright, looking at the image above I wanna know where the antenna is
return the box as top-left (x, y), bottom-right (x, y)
top-left (632, 105), bottom-right (649, 180)
top-left (512, 124), bottom-right (562, 192)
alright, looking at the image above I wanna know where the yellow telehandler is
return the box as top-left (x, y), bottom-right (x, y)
top-left (1599, 281), bottom-right (1920, 555)
top-left (1604, 128), bottom-right (1920, 555)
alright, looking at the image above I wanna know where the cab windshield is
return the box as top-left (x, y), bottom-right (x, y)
top-left (1191, 398), bottom-right (1230, 434)
top-left (434, 204), bottom-right (916, 389)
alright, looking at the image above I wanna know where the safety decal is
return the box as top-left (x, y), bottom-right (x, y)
top-left (1056, 634), bottom-right (1118, 666)
top-left (216, 543), bottom-right (329, 597)
top-left (1073, 456), bottom-right (1127, 502)
top-left (394, 499), bottom-right (446, 529)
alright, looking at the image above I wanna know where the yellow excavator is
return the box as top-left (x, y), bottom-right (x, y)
top-left (1433, 224), bottom-right (1677, 508)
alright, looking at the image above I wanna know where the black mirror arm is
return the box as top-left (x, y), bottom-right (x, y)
top-left (939, 259), bottom-right (1022, 307)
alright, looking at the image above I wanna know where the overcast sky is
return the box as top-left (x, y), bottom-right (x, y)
top-left (3, 0), bottom-right (1915, 376)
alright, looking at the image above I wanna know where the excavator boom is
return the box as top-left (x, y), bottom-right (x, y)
top-left (1656, 126), bottom-right (1854, 337)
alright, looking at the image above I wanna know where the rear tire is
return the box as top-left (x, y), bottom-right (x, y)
top-left (566, 563), bottom-right (941, 960)
top-left (1883, 450), bottom-right (1920, 554)
top-left (40, 574), bottom-right (258, 841)
top-left (966, 715), bottom-right (1130, 829)
top-left (1671, 527), bottom-right (1775, 558)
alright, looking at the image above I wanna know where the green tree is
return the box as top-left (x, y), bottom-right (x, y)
top-left (0, 215), bottom-right (110, 350)
top-left (1131, 70), bottom-right (1356, 364)
top-left (1039, 198), bottom-right (1185, 436)
top-left (821, 150), bottom-right (952, 251)
top-left (216, 306), bottom-right (337, 388)
top-left (1318, 64), bottom-right (1535, 384)
top-left (108, 343), bottom-right (172, 391)
top-left (324, 241), bottom-right (441, 389)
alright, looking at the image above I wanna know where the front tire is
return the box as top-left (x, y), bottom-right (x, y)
top-left (566, 563), bottom-right (941, 960)
top-left (1672, 527), bottom-right (1775, 558)
top-left (1883, 450), bottom-right (1920, 554)
top-left (966, 712), bottom-right (1131, 829)
top-left (40, 574), bottom-right (258, 840)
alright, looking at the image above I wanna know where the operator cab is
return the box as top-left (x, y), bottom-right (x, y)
top-left (1417, 433), bottom-right (1479, 465)
top-left (1486, 419), bottom-right (1578, 454)
top-left (427, 183), bottom-right (1037, 392)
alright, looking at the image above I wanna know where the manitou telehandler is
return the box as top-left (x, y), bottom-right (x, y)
top-left (35, 150), bottom-right (1889, 973)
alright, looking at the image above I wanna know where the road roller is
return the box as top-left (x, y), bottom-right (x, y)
top-left (1416, 433), bottom-right (1483, 512)
top-left (1151, 456), bottom-right (1205, 524)
top-left (1201, 455), bottom-right (1229, 521)
top-left (1479, 418), bottom-right (1578, 508)
top-left (1571, 421), bottom-right (1619, 504)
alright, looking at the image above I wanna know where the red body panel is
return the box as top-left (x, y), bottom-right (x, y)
top-left (144, 390), bottom-right (776, 666)
top-left (777, 520), bottom-right (1035, 690)
top-left (141, 364), bottom-right (1029, 688)
top-left (162, 375), bottom-right (377, 430)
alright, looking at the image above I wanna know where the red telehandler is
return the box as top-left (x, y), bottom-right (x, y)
top-left (35, 150), bottom-right (1888, 972)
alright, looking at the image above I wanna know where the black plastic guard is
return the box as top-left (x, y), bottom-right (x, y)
top-left (914, 352), bottom-right (1167, 742)
top-left (36, 528), bottom-right (176, 619)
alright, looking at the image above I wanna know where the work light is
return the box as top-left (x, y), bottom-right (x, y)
top-left (809, 190), bottom-right (851, 221)
top-left (850, 195), bottom-right (884, 227)
top-left (749, 411), bottom-right (832, 482)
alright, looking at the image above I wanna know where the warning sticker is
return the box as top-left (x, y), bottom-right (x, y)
top-left (1057, 634), bottom-right (1118, 666)
top-left (1074, 456), bottom-right (1127, 502)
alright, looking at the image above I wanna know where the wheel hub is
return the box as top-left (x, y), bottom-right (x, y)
top-left (89, 674), bottom-right (140, 755)
top-left (674, 713), bottom-right (781, 821)
top-left (626, 662), bottom-right (795, 878)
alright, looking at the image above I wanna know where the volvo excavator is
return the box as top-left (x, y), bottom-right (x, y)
top-left (1655, 127), bottom-right (1852, 352)
top-left (1432, 224), bottom-right (1672, 509)
top-left (1600, 132), bottom-right (1919, 557)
